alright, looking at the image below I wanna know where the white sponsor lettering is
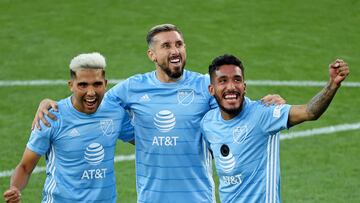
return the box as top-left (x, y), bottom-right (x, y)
top-left (222, 174), bottom-right (242, 185)
top-left (81, 168), bottom-right (107, 180)
top-left (152, 136), bottom-right (178, 146)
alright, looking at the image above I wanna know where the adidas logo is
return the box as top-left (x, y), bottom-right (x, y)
top-left (69, 128), bottom-right (80, 137)
top-left (140, 94), bottom-right (151, 102)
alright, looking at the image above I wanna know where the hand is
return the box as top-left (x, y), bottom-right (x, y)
top-left (31, 99), bottom-right (58, 130)
top-left (3, 186), bottom-right (21, 203)
top-left (261, 94), bottom-right (286, 106)
top-left (329, 59), bottom-right (350, 87)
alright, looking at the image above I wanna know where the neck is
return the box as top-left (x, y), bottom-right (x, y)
top-left (220, 100), bottom-right (244, 120)
top-left (155, 68), bottom-right (182, 83)
top-left (220, 110), bottom-right (240, 120)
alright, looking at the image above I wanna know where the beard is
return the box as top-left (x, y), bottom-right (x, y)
top-left (158, 60), bottom-right (186, 79)
top-left (214, 95), bottom-right (244, 117)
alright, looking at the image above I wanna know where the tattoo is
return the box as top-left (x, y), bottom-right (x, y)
top-left (306, 83), bottom-right (338, 120)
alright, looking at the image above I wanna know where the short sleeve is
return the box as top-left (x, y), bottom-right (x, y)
top-left (105, 79), bottom-right (129, 109)
top-left (26, 113), bottom-right (59, 156)
top-left (260, 104), bottom-right (291, 135)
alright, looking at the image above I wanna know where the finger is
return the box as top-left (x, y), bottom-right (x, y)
top-left (51, 102), bottom-right (59, 112)
top-left (40, 116), bottom-right (51, 127)
top-left (260, 95), bottom-right (271, 106)
top-left (4, 193), bottom-right (15, 202)
top-left (35, 119), bottom-right (42, 130)
top-left (6, 194), bottom-right (20, 203)
top-left (261, 95), bottom-right (272, 103)
top-left (31, 117), bottom-right (40, 130)
top-left (46, 111), bottom-right (57, 121)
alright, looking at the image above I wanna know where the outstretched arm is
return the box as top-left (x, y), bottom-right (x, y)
top-left (31, 99), bottom-right (58, 130)
top-left (3, 148), bottom-right (41, 203)
top-left (288, 59), bottom-right (349, 126)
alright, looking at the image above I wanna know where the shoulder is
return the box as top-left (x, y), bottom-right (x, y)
top-left (202, 108), bottom-right (218, 123)
top-left (184, 70), bottom-right (208, 82)
top-left (127, 72), bottom-right (153, 83)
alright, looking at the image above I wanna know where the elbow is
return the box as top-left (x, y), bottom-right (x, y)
top-left (308, 112), bottom-right (321, 121)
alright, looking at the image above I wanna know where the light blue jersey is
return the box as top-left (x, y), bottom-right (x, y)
top-left (106, 70), bottom-right (217, 203)
top-left (201, 98), bottom-right (291, 203)
top-left (27, 96), bottom-right (134, 203)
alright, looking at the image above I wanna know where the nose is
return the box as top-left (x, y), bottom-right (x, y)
top-left (86, 86), bottom-right (96, 96)
top-left (170, 46), bottom-right (180, 55)
top-left (227, 81), bottom-right (236, 90)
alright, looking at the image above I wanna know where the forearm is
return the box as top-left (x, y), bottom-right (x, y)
top-left (306, 82), bottom-right (339, 120)
top-left (10, 164), bottom-right (32, 191)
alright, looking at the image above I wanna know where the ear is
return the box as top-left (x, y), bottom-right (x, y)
top-left (244, 82), bottom-right (247, 94)
top-left (68, 80), bottom-right (74, 92)
top-left (147, 49), bottom-right (156, 62)
top-left (208, 84), bottom-right (215, 96)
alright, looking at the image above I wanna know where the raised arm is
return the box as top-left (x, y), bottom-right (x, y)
top-left (3, 148), bottom-right (41, 203)
top-left (31, 99), bottom-right (58, 130)
top-left (288, 59), bottom-right (349, 126)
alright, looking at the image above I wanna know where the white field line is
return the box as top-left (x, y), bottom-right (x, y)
top-left (1, 79), bottom-right (360, 87)
top-left (1, 123), bottom-right (359, 178)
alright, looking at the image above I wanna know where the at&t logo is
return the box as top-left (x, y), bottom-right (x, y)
top-left (84, 143), bottom-right (104, 165)
top-left (153, 110), bottom-right (176, 132)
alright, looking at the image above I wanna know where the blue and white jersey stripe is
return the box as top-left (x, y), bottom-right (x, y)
top-left (266, 133), bottom-right (280, 203)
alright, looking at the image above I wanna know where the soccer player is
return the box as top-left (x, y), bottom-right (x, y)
top-left (3, 53), bottom-right (134, 203)
top-left (201, 54), bottom-right (349, 203)
top-left (31, 24), bottom-right (285, 202)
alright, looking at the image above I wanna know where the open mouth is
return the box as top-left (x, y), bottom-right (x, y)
top-left (169, 56), bottom-right (181, 64)
top-left (223, 92), bottom-right (240, 101)
top-left (84, 98), bottom-right (97, 109)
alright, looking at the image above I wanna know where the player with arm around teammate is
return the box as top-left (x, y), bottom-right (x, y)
top-left (200, 54), bottom-right (349, 203)
top-left (3, 53), bottom-right (134, 203)
top-left (30, 24), bottom-right (286, 203)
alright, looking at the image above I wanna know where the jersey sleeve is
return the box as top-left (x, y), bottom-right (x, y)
top-left (104, 79), bottom-right (129, 109)
top-left (200, 114), bottom-right (211, 150)
top-left (259, 104), bottom-right (291, 135)
top-left (26, 112), bottom-right (59, 156)
top-left (118, 110), bottom-right (135, 142)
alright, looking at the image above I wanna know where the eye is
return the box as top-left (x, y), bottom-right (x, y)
top-left (176, 41), bottom-right (183, 48)
top-left (234, 76), bottom-right (243, 83)
top-left (162, 43), bottom-right (171, 49)
top-left (78, 83), bottom-right (87, 88)
top-left (218, 78), bottom-right (227, 84)
top-left (93, 81), bottom-right (103, 88)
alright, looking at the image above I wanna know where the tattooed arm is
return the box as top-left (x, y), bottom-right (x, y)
top-left (288, 59), bottom-right (350, 126)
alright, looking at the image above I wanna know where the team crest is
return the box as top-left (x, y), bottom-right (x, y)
top-left (100, 120), bottom-right (114, 136)
top-left (177, 89), bottom-right (194, 106)
top-left (233, 125), bottom-right (248, 144)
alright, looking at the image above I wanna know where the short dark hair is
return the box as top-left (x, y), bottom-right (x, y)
top-left (208, 54), bottom-right (245, 82)
top-left (146, 24), bottom-right (183, 47)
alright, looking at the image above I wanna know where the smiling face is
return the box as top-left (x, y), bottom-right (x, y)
top-left (209, 64), bottom-right (246, 120)
top-left (68, 68), bottom-right (107, 114)
top-left (147, 30), bottom-right (186, 82)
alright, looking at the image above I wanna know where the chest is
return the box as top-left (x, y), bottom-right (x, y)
top-left (129, 88), bottom-right (211, 128)
top-left (52, 118), bottom-right (121, 159)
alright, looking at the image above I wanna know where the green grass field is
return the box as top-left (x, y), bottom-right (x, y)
top-left (1, 0), bottom-right (359, 202)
